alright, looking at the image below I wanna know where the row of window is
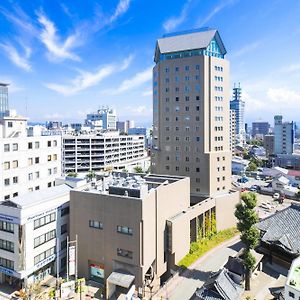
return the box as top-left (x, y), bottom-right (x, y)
top-left (34, 213), bottom-right (56, 229)
top-left (0, 238), bottom-right (14, 253)
top-left (215, 146), bottom-right (224, 151)
top-left (4, 143), bottom-right (18, 152)
top-left (215, 86), bottom-right (223, 92)
top-left (34, 229), bottom-right (56, 248)
top-left (4, 177), bottom-right (18, 186)
top-left (28, 140), bottom-right (58, 149)
top-left (215, 66), bottom-right (223, 72)
top-left (215, 116), bottom-right (224, 121)
top-left (0, 257), bottom-right (14, 270)
top-left (34, 246), bottom-right (55, 265)
top-left (3, 193), bottom-right (18, 201)
top-left (3, 160), bottom-right (18, 170)
top-left (163, 74), bottom-right (201, 83)
top-left (214, 76), bottom-right (223, 82)
top-left (89, 220), bottom-right (133, 236)
top-left (164, 85), bottom-right (201, 93)
top-left (166, 95), bottom-right (200, 102)
top-left (0, 221), bottom-right (14, 233)
top-left (117, 248), bottom-right (133, 259)
top-left (215, 136), bottom-right (224, 141)
top-left (164, 65), bottom-right (201, 73)
top-left (215, 96), bottom-right (224, 101)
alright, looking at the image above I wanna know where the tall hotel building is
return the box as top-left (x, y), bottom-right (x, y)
top-left (151, 28), bottom-right (231, 200)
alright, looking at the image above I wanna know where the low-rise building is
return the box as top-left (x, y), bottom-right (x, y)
top-left (70, 173), bottom-right (191, 298)
top-left (285, 256), bottom-right (300, 300)
top-left (63, 132), bottom-right (147, 174)
top-left (232, 156), bottom-right (249, 175)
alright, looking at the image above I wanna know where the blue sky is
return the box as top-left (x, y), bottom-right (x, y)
top-left (1, 0), bottom-right (300, 126)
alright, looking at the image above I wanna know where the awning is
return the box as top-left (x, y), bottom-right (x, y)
top-left (107, 271), bottom-right (135, 288)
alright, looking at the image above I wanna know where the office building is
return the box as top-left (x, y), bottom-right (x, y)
top-left (263, 134), bottom-right (275, 156)
top-left (274, 115), bottom-right (295, 155)
top-left (85, 107), bottom-right (117, 131)
top-left (230, 84), bottom-right (245, 146)
top-left (70, 172), bottom-right (238, 298)
top-left (151, 28), bottom-right (232, 199)
top-left (0, 83), bottom-right (9, 117)
top-left (126, 120), bottom-right (135, 131)
top-left (0, 177), bottom-right (87, 286)
top-left (252, 121), bottom-right (270, 137)
top-left (1, 110), bottom-right (62, 201)
top-left (63, 131), bottom-right (147, 174)
top-left (230, 109), bottom-right (236, 152)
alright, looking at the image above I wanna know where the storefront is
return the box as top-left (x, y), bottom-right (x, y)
top-left (89, 263), bottom-right (105, 284)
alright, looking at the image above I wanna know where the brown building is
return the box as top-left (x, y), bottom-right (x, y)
top-left (264, 134), bottom-right (275, 156)
top-left (151, 28), bottom-right (232, 200)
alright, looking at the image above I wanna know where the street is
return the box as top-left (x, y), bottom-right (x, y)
top-left (153, 237), bottom-right (242, 300)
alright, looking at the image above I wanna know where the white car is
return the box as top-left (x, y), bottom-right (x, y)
top-left (273, 193), bottom-right (280, 200)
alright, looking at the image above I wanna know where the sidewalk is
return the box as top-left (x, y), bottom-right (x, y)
top-left (152, 235), bottom-right (241, 300)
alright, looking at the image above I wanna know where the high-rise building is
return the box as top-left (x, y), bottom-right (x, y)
top-left (252, 121), bottom-right (270, 137)
top-left (274, 115), bottom-right (295, 155)
top-left (85, 107), bottom-right (117, 131)
top-left (151, 28), bottom-right (232, 199)
top-left (230, 84), bottom-right (245, 146)
top-left (0, 83), bottom-right (9, 117)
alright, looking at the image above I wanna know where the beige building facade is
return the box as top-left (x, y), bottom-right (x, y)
top-left (151, 29), bottom-right (232, 199)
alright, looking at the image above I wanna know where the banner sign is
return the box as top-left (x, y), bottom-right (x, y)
top-left (69, 245), bottom-right (76, 276)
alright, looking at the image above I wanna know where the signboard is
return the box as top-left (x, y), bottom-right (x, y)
top-left (69, 246), bottom-right (76, 276)
top-left (61, 280), bottom-right (75, 298)
top-left (90, 264), bottom-right (104, 279)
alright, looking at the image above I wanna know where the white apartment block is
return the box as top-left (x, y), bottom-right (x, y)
top-left (0, 111), bottom-right (62, 201)
top-left (0, 184), bottom-right (72, 286)
top-left (63, 132), bottom-right (147, 174)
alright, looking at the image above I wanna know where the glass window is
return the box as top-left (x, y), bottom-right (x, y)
top-left (35, 141), bottom-right (40, 149)
top-left (3, 162), bottom-right (10, 170)
top-left (12, 143), bottom-right (18, 151)
top-left (4, 144), bottom-right (10, 152)
top-left (28, 142), bottom-right (32, 149)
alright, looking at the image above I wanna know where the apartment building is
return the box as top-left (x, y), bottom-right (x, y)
top-left (274, 115), bottom-right (295, 155)
top-left (0, 110), bottom-right (62, 201)
top-left (151, 28), bottom-right (232, 199)
top-left (63, 131), bottom-right (147, 174)
top-left (70, 173), bottom-right (191, 298)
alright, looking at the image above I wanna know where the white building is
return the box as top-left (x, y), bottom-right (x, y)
top-left (0, 177), bottom-right (87, 287)
top-left (285, 256), bottom-right (300, 300)
top-left (85, 107), bottom-right (117, 131)
top-left (63, 131), bottom-right (147, 174)
top-left (0, 110), bottom-right (62, 201)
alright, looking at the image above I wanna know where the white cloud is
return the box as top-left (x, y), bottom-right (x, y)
top-left (0, 42), bottom-right (32, 71)
top-left (281, 63), bottom-right (300, 73)
top-left (122, 105), bottom-right (152, 117)
top-left (37, 12), bottom-right (81, 62)
top-left (267, 88), bottom-right (300, 105)
top-left (110, 0), bottom-right (131, 23)
top-left (45, 56), bottom-right (133, 96)
top-left (197, 0), bottom-right (237, 27)
top-left (231, 41), bottom-right (261, 57)
top-left (142, 89), bottom-right (152, 97)
top-left (107, 67), bottom-right (153, 95)
top-left (163, 0), bottom-right (191, 32)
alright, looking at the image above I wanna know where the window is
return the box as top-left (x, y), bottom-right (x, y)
top-left (4, 162), bottom-right (10, 170)
top-left (175, 97), bottom-right (179, 102)
top-left (34, 230), bottom-right (56, 248)
top-left (35, 157), bottom-right (40, 164)
top-left (53, 140), bottom-right (57, 147)
top-left (47, 155), bottom-right (52, 161)
top-left (196, 65), bottom-right (200, 70)
top-left (0, 221), bottom-right (14, 233)
top-left (196, 96), bottom-right (200, 101)
top-left (185, 96), bottom-right (189, 101)
top-left (48, 169), bottom-right (52, 176)
top-left (47, 141), bottom-right (52, 147)
top-left (117, 225), bottom-right (133, 235)
top-left (53, 154), bottom-right (57, 161)
top-left (117, 248), bottom-right (133, 259)
top-left (35, 171), bottom-right (40, 179)
top-left (13, 176), bottom-right (18, 184)
top-left (12, 143), bottom-right (18, 151)
top-left (35, 186), bottom-right (40, 190)
top-left (48, 182), bottom-right (52, 188)
top-left (4, 195), bottom-right (9, 200)
top-left (4, 178), bottom-right (10, 186)
top-left (35, 141), bottom-right (40, 149)
top-left (185, 66), bottom-right (189, 71)
top-left (196, 178), bottom-right (200, 183)
top-left (0, 257), bottom-right (14, 270)
top-left (12, 160), bottom-right (18, 168)
top-left (8, 122), bottom-right (13, 128)
top-left (196, 168), bottom-right (200, 172)
top-left (34, 247), bottom-right (55, 265)
top-left (28, 158), bottom-right (33, 166)
top-left (175, 66), bottom-right (179, 72)
top-left (28, 173), bottom-right (33, 181)
top-left (28, 142), bottom-right (33, 149)
top-left (61, 239), bottom-right (67, 250)
top-left (4, 144), bottom-right (10, 152)
top-left (61, 224), bottom-right (68, 235)
top-left (13, 192), bottom-right (18, 197)
top-left (89, 220), bottom-right (103, 229)
top-left (34, 213), bottom-right (56, 229)
top-left (61, 207), bottom-right (70, 217)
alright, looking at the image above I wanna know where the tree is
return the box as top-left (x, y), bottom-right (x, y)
top-left (67, 172), bottom-right (78, 177)
top-left (134, 166), bottom-right (144, 173)
top-left (86, 170), bottom-right (96, 181)
top-left (235, 192), bottom-right (259, 291)
top-left (247, 161), bottom-right (257, 172)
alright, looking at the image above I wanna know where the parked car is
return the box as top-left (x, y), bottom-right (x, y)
top-left (237, 177), bottom-right (249, 183)
top-left (273, 193), bottom-right (280, 200)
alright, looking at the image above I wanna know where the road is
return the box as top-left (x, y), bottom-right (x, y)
top-left (154, 237), bottom-right (243, 300)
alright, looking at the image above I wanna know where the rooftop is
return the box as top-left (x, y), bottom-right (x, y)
top-left (257, 204), bottom-right (300, 255)
top-left (0, 184), bottom-right (72, 209)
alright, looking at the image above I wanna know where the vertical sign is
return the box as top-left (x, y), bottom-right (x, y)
top-left (69, 245), bottom-right (76, 276)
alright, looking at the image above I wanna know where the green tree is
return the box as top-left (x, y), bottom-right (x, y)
top-left (86, 170), bottom-right (96, 181)
top-left (247, 161), bottom-right (257, 172)
top-left (235, 192), bottom-right (259, 291)
top-left (133, 166), bottom-right (144, 173)
top-left (67, 172), bottom-right (78, 177)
